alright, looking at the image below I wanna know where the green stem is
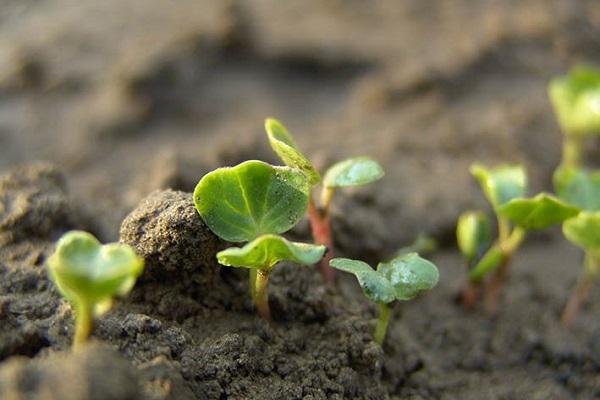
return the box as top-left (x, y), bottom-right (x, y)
top-left (561, 133), bottom-right (582, 169)
top-left (374, 302), bottom-right (392, 345)
top-left (73, 301), bottom-right (93, 351)
top-left (562, 251), bottom-right (599, 326)
top-left (254, 269), bottom-right (271, 320)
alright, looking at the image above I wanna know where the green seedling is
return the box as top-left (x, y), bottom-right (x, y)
top-left (549, 65), bottom-right (600, 169)
top-left (330, 253), bottom-right (438, 345)
top-left (47, 231), bottom-right (144, 350)
top-left (194, 160), bottom-right (326, 319)
top-left (458, 164), bottom-right (578, 312)
top-left (265, 118), bottom-right (384, 284)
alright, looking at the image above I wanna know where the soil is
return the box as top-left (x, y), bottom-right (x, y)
top-left (1, 1), bottom-right (600, 399)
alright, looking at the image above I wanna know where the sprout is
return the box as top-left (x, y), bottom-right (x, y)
top-left (549, 65), bottom-right (600, 168)
top-left (194, 160), bottom-right (325, 319)
top-left (330, 253), bottom-right (438, 345)
top-left (265, 118), bottom-right (384, 284)
top-left (47, 231), bottom-right (144, 350)
top-left (458, 164), bottom-right (578, 312)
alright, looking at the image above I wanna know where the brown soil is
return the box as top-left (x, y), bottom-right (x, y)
top-left (1, 1), bottom-right (600, 399)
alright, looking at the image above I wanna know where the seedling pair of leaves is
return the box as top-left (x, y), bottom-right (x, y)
top-left (194, 160), bottom-right (326, 320)
top-left (329, 254), bottom-right (438, 345)
top-left (47, 231), bottom-right (144, 350)
top-left (457, 164), bottom-right (579, 312)
top-left (264, 118), bottom-right (384, 284)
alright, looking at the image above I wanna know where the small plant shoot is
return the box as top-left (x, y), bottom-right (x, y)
top-left (458, 164), bottom-right (578, 312)
top-left (549, 65), bottom-right (600, 169)
top-left (47, 230), bottom-right (144, 350)
top-left (194, 160), bottom-right (325, 319)
top-left (265, 118), bottom-right (384, 284)
top-left (330, 253), bottom-right (438, 345)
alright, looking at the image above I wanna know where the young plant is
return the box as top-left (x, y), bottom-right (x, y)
top-left (265, 118), bottom-right (384, 284)
top-left (47, 230), bottom-right (144, 350)
top-left (458, 164), bottom-right (579, 312)
top-left (194, 160), bottom-right (326, 320)
top-left (549, 65), bottom-right (600, 169)
top-left (329, 253), bottom-right (438, 345)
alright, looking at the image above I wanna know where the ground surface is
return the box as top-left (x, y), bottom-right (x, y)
top-left (1, 1), bottom-right (600, 399)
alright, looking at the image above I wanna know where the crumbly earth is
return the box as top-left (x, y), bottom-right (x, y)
top-left (1, 1), bottom-right (600, 399)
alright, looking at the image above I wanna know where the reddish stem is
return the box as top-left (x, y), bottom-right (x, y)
top-left (308, 196), bottom-right (335, 285)
top-left (460, 280), bottom-right (481, 310)
top-left (561, 275), bottom-right (594, 327)
top-left (484, 254), bottom-right (512, 315)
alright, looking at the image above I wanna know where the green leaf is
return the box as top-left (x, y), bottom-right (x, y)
top-left (47, 231), bottom-right (144, 309)
top-left (323, 157), bottom-right (384, 188)
top-left (376, 253), bottom-right (439, 301)
top-left (554, 167), bottom-right (600, 211)
top-left (329, 258), bottom-right (396, 303)
top-left (497, 193), bottom-right (580, 230)
top-left (217, 234), bottom-right (326, 270)
top-left (563, 212), bottom-right (600, 250)
top-left (194, 160), bottom-right (310, 242)
top-left (470, 164), bottom-right (527, 209)
top-left (456, 211), bottom-right (493, 262)
top-left (549, 65), bottom-right (600, 135)
top-left (264, 118), bottom-right (321, 185)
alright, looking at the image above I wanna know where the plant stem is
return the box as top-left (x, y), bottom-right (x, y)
top-left (460, 279), bottom-right (481, 310)
top-left (561, 251), bottom-right (599, 327)
top-left (73, 301), bottom-right (93, 351)
top-left (374, 302), bottom-right (392, 345)
top-left (308, 194), bottom-right (335, 285)
top-left (254, 269), bottom-right (271, 320)
top-left (484, 226), bottom-right (526, 314)
top-left (561, 133), bottom-right (582, 169)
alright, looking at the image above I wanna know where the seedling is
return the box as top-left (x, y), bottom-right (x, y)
top-left (549, 65), bottom-right (600, 169)
top-left (265, 118), bottom-right (384, 284)
top-left (330, 253), bottom-right (438, 345)
top-left (458, 164), bottom-right (579, 312)
top-left (47, 230), bottom-right (144, 350)
top-left (194, 160), bottom-right (326, 319)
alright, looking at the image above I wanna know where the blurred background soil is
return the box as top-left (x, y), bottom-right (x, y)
top-left (1, 1), bottom-right (600, 399)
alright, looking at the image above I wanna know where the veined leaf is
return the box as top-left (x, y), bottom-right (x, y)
top-left (323, 157), bottom-right (384, 188)
top-left (194, 160), bottom-right (310, 242)
top-left (497, 193), bottom-right (580, 230)
top-left (217, 234), bottom-right (326, 269)
top-left (265, 118), bottom-right (321, 185)
top-left (456, 211), bottom-right (493, 262)
top-left (376, 253), bottom-right (439, 301)
top-left (47, 231), bottom-right (144, 307)
top-left (470, 164), bottom-right (527, 209)
top-left (330, 258), bottom-right (396, 303)
top-left (563, 212), bottom-right (600, 251)
top-left (554, 167), bottom-right (600, 211)
top-left (549, 65), bottom-right (600, 135)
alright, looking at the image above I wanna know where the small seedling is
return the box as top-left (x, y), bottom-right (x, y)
top-left (47, 230), bottom-right (144, 350)
top-left (549, 65), bottom-right (600, 169)
top-left (265, 118), bottom-right (384, 284)
top-left (330, 253), bottom-right (438, 345)
top-left (194, 160), bottom-right (326, 319)
top-left (458, 164), bottom-right (578, 312)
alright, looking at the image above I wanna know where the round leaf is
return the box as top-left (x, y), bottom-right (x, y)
top-left (217, 234), bottom-right (326, 270)
top-left (549, 65), bottom-right (600, 135)
top-left (264, 118), bottom-right (321, 185)
top-left (563, 212), bottom-right (600, 250)
top-left (456, 211), bottom-right (492, 262)
top-left (194, 160), bottom-right (310, 242)
top-left (470, 164), bottom-right (527, 209)
top-left (323, 157), bottom-right (385, 188)
top-left (497, 193), bottom-right (580, 230)
top-left (47, 231), bottom-right (144, 308)
top-left (329, 258), bottom-right (396, 303)
top-left (554, 167), bottom-right (600, 211)
top-left (376, 253), bottom-right (439, 301)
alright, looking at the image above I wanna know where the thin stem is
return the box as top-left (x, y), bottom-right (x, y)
top-left (561, 134), bottom-right (582, 169)
top-left (308, 193), bottom-right (335, 285)
top-left (73, 301), bottom-right (93, 351)
top-left (254, 269), bottom-right (271, 320)
top-left (460, 279), bottom-right (482, 310)
top-left (562, 251), bottom-right (599, 326)
top-left (374, 302), bottom-right (392, 345)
